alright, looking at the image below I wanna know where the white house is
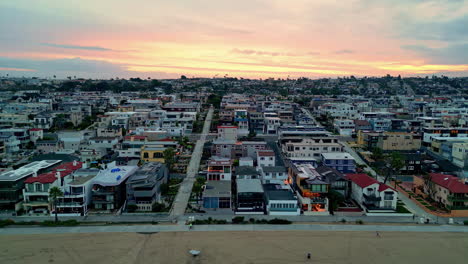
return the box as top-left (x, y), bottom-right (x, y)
top-left (56, 168), bottom-right (100, 216)
top-left (257, 150), bottom-right (275, 167)
top-left (346, 173), bottom-right (397, 212)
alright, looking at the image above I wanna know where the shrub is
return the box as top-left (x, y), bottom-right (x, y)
top-left (232, 216), bottom-right (245, 224)
top-left (249, 218), bottom-right (255, 223)
top-left (0, 219), bottom-right (15, 228)
top-left (340, 218), bottom-right (347, 223)
top-left (127, 204), bottom-right (138, 212)
top-left (152, 202), bottom-right (165, 212)
top-left (62, 220), bottom-right (79, 226)
top-left (463, 220), bottom-right (468, 226)
top-left (255, 219), bottom-right (268, 224)
top-left (355, 220), bottom-right (364, 225)
top-left (268, 218), bottom-right (292, 225)
top-left (39, 220), bottom-right (80, 227)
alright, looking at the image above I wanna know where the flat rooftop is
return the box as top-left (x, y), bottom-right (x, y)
top-left (0, 160), bottom-right (62, 182)
top-left (237, 179), bottom-right (263, 193)
top-left (203, 181), bottom-right (231, 198)
top-left (92, 165), bottom-right (138, 186)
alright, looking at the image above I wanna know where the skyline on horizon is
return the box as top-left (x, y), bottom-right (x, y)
top-left (1, 0), bottom-right (468, 79)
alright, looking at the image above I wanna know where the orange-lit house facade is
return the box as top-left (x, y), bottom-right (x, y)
top-left (289, 163), bottom-right (329, 215)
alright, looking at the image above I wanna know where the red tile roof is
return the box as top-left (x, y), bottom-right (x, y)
top-left (257, 151), bottom-right (275, 157)
top-left (124, 135), bottom-right (146, 141)
top-left (159, 138), bottom-right (175, 142)
top-left (345, 173), bottom-right (395, 192)
top-left (430, 173), bottom-right (468, 193)
top-left (29, 128), bottom-right (43, 131)
top-left (24, 162), bottom-right (82, 184)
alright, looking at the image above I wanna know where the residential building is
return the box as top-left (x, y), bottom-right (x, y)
top-left (289, 163), bottom-right (329, 215)
top-left (126, 162), bottom-right (169, 211)
top-left (236, 166), bottom-right (260, 180)
top-left (56, 168), bottom-right (100, 216)
top-left (0, 160), bottom-right (61, 212)
top-left (206, 156), bottom-right (232, 181)
top-left (202, 181), bottom-right (232, 210)
top-left (321, 153), bottom-right (356, 173)
top-left (346, 173), bottom-right (397, 212)
top-left (452, 143), bottom-right (468, 168)
top-left (256, 150), bottom-right (275, 167)
top-left (140, 146), bottom-right (165, 163)
top-left (258, 166), bottom-right (288, 185)
top-left (91, 163), bottom-right (138, 211)
top-left (422, 127), bottom-right (468, 147)
top-left (417, 173), bottom-right (468, 214)
top-left (263, 184), bottom-right (299, 215)
top-left (377, 132), bottom-right (422, 151)
top-left (236, 179), bottom-right (264, 214)
top-left (333, 119), bottom-right (355, 136)
top-left (23, 161), bottom-right (83, 214)
top-left (282, 137), bottom-right (343, 159)
top-left (217, 126), bottom-right (238, 141)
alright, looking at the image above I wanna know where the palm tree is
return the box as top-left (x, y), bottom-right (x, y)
top-left (49, 186), bottom-right (63, 223)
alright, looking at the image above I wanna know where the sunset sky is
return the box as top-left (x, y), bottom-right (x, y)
top-left (1, 0), bottom-right (467, 79)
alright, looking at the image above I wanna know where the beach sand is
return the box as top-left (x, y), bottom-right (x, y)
top-left (1, 230), bottom-right (467, 264)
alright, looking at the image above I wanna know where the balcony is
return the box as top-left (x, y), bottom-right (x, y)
top-left (447, 195), bottom-right (468, 202)
top-left (363, 193), bottom-right (381, 202)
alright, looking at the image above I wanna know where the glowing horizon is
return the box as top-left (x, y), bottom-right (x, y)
top-left (1, 0), bottom-right (468, 79)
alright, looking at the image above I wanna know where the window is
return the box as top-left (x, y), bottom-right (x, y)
top-left (143, 152), bottom-right (149, 159)
top-left (384, 192), bottom-right (394, 200)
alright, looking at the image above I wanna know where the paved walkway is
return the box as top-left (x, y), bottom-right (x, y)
top-left (1, 223), bottom-right (467, 235)
top-left (169, 107), bottom-right (213, 219)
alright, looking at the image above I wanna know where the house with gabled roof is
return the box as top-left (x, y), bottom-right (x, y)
top-left (345, 173), bottom-right (397, 212)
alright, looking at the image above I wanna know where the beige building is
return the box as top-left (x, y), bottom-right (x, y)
top-left (452, 142), bottom-right (468, 168)
top-left (377, 132), bottom-right (421, 151)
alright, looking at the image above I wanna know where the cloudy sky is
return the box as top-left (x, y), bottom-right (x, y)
top-left (1, 0), bottom-right (467, 79)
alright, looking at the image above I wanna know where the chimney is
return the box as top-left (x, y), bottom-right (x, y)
top-left (56, 171), bottom-right (61, 181)
top-left (32, 172), bottom-right (37, 178)
top-left (73, 160), bottom-right (77, 166)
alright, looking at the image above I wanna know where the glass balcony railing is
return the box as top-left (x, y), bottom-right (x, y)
top-left (447, 195), bottom-right (468, 202)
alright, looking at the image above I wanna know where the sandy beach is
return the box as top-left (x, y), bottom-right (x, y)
top-left (1, 230), bottom-right (467, 264)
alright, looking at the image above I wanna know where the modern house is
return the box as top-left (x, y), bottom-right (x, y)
top-left (91, 163), bottom-right (138, 211)
top-left (202, 181), bottom-right (232, 210)
top-left (235, 179), bottom-right (264, 214)
top-left (321, 153), bottom-right (356, 173)
top-left (289, 163), bottom-right (329, 215)
top-left (126, 162), bottom-right (169, 212)
top-left (263, 184), bottom-right (299, 215)
top-left (345, 173), bottom-right (397, 212)
top-left (0, 160), bottom-right (62, 213)
top-left (56, 168), bottom-right (100, 216)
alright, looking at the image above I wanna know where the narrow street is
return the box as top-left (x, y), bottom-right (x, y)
top-left (169, 106), bottom-right (213, 220)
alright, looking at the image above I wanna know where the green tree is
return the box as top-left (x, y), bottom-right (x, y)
top-left (371, 147), bottom-right (384, 160)
top-left (328, 190), bottom-right (345, 213)
top-left (163, 148), bottom-right (176, 171)
top-left (49, 187), bottom-right (63, 223)
top-left (383, 152), bottom-right (405, 184)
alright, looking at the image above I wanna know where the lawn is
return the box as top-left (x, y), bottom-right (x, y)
top-left (396, 204), bottom-right (411, 214)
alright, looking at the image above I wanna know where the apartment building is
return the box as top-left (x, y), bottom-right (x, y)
top-left (376, 132), bottom-right (422, 151)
